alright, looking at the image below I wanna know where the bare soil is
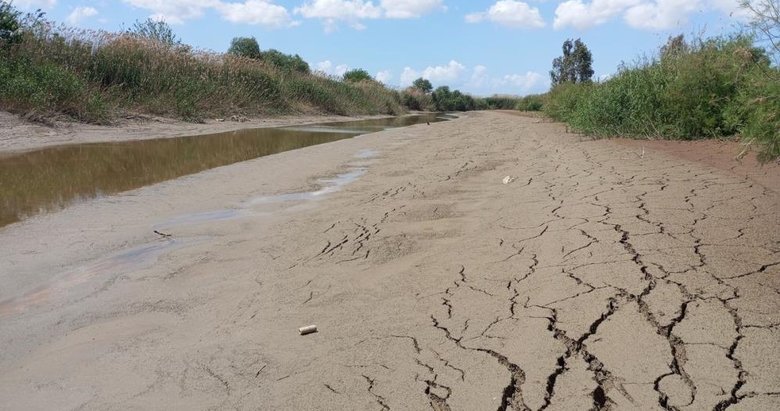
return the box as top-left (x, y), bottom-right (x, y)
top-left (0, 111), bottom-right (778, 410)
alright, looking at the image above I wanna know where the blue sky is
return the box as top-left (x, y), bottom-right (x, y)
top-left (13, 0), bottom-right (751, 96)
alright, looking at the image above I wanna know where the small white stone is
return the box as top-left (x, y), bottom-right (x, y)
top-left (298, 325), bottom-right (318, 335)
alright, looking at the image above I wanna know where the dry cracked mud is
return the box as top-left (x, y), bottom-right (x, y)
top-left (0, 112), bottom-right (778, 410)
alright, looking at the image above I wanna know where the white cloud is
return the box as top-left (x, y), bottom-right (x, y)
top-left (375, 70), bottom-right (392, 84)
top-left (554, 0), bottom-right (742, 30)
top-left (216, 1), bottom-right (299, 27)
top-left (554, 0), bottom-right (640, 30)
top-left (381, 0), bottom-right (445, 19)
top-left (295, 0), bottom-right (445, 31)
top-left (469, 64), bottom-right (489, 88)
top-left (400, 67), bottom-right (419, 86)
top-left (624, 0), bottom-right (702, 29)
top-left (400, 60), bottom-right (466, 87)
top-left (466, 0), bottom-right (546, 28)
top-left (123, 0), bottom-right (296, 27)
top-left (707, 0), bottom-right (751, 19)
top-left (122, 0), bottom-right (220, 24)
top-left (422, 60), bottom-right (466, 82)
top-left (315, 60), bottom-right (350, 77)
top-left (66, 6), bottom-right (98, 25)
top-left (295, 0), bottom-right (382, 31)
top-left (465, 65), bottom-right (547, 95)
top-left (12, 0), bottom-right (57, 10)
top-left (501, 71), bottom-right (545, 92)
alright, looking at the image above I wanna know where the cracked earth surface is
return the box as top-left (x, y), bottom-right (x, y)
top-left (0, 112), bottom-right (778, 410)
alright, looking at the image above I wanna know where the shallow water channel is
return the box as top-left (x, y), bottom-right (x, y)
top-left (0, 113), bottom-right (450, 228)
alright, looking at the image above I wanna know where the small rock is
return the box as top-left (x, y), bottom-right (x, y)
top-left (298, 325), bottom-right (317, 335)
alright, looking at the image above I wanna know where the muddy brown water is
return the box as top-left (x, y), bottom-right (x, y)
top-left (0, 113), bottom-right (450, 228)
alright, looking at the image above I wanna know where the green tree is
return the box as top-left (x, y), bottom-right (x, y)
top-left (740, 0), bottom-right (780, 61)
top-left (228, 36), bottom-right (261, 59)
top-left (129, 18), bottom-right (181, 46)
top-left (550, 38), bottom-right (594, 86)
top-left (412, 77), bottom-right (433, 93)
top-left (343, 68), bottom-right (372, 82)
top-left (0, 1), bottom-right (21, 43)
top-left (431, 86), bottom-right (476, 111)
top-left (262, 49), bottom-right (310, 73)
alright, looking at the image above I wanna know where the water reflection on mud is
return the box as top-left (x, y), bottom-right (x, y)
top-left (0, 113), bottom-right (447, 227)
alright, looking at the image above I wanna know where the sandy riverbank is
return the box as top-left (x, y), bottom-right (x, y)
top-left (0, 111), bottom-right (393, 154)
top-left (1, 111), bottom-right (778, 410)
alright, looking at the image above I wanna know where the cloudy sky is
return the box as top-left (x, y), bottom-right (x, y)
top-left (14, 0), bottom-right (750, 95)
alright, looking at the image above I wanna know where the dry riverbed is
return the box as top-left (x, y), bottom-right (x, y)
top-left (0, 111), bottom-right (778, 410)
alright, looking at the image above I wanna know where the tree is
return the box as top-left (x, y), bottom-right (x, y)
top-left (129, 18), bottom-right (181, 46)
top-left (343, 68), bottom-right (372, 82)
top-left (262, 49), bottom-right (310, 73)
top-left (0, 1), bottom-right (21, 43)
top-left (550, 38), bottom-right (594, 86)
top-left (740, 0), bottom-right (780, 61)
top-left (228, 36), bottom-right (261, 59)
top-left (431, 86), bottom-right (476, 111)
top-left (0, 1), bottom-right (42, 44)
top-left (412, 77), bottom-right (433, 94)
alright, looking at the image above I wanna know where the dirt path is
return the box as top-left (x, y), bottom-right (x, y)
top-left (0, 112), bottom-right (778, 410)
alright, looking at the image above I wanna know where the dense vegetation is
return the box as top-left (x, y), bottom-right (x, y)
top-left (0, 5), bottom-right (404, 123)
top-left (0, 2), bottom-right (519, 125)
top-left (0, 2), bottom-right (513, 126)
top-left (542, 35), bottom-right (778, 162)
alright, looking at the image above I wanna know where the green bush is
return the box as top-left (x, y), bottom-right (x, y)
top-left (727, 67), bottom-right (780, 162)
top-left (432, 86), bottom-right (476, 111)
top-left (0, 1), bottom-right (21, 44)
top-left (262, 49), bottom-right (309, 73)
top-left (400, 88), bottom-right (434, 111)
top-left (343, 68), bottom-right (372, 82)
top-left (515, 94), bottom-right (544, 111)
top-left (482, 96), bottom-right (521, 110)
top-left (228, 36), bottom-right (260, 59)
top-left (544, 35), bottom-right (778, 161)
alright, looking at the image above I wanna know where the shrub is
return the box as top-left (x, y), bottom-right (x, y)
top-left (412, 78), bottom-right (433, 94)
top-left (0, 1), bottom-right (21, 44)
top-left (515, 94), bottom-right (544, 111)
top-left (262, 49), bottom-right (309, 73)
top-left (343, 68), bottom-right (372, 82)
top-left (727, 66), bottom-right (780, 162)
top-left (400, 87), bottom-right (434, 111)
top-left (228, 36), bottom-right (261, 59)
top-left (544, 35), bottom-right (778, 161)
top-left (128, 19), bottom-right (181, 47)
top-left (432, 86), bottom-right (476, 111)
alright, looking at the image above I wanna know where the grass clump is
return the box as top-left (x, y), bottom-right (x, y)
top-left (544, 35), bottom-right (779, 161)
top-left (514, 94), bottom-right (545, 111)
